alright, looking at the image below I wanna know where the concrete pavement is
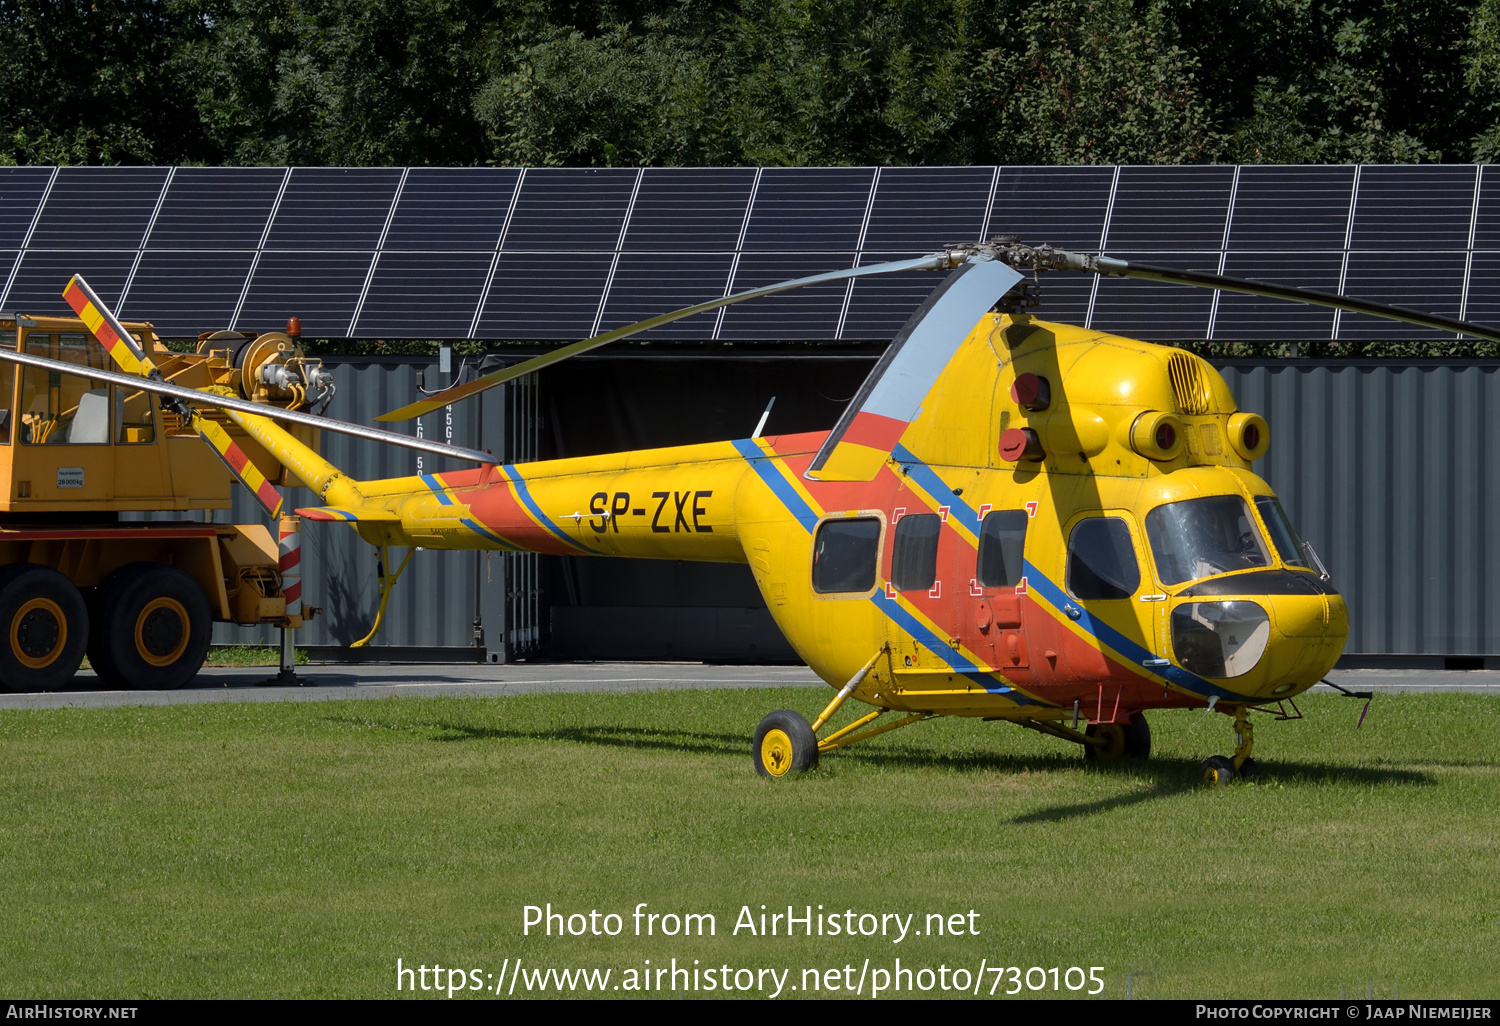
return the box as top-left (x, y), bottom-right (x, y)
top-left (0, 663), bottom-right (1493, 711)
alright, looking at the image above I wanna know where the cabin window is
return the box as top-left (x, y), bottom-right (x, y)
top-left (1066, 517), bottom-right (1141, 600)
top-left (114, 386), bottom-right (155, 444)
top-left (1253, 496), bottom-right (1308, 569)
top-left (0, 363), bottom-right (12, 443)
top-left (891, 513), bottom-right (941, 591)
top-left (19, 333), bottom-right (112, 445)
top-left (812, 517), bottom-right (881, 594)
top-left (1145, 496), bottom-right (1270, 585)
top-left (976, 509), bottom-right (1028, 587)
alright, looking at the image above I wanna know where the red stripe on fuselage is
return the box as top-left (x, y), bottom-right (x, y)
top-left (759, 434), bottom-right (1191, 711)
top-left (453, 474), bottom-right (581, 554)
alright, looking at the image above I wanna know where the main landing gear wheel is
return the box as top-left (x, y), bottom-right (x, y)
top-left (753, 709), bottom-right (818, 779)
top-left (1200, 755), bottom-right (1236, 785)
top-left (0, 564), bottom-right (89, 693)
top-left (88, 563), bottom-right (212, 690)
top-left (1084, 713), bottom-right (1151, 761)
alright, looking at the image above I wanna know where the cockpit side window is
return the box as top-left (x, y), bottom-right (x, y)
top-left (1067, 517), bottom-right (1141, 600)
top-left (812, 517), bottom-right (881, 594)
top-left (1145, 496), bottom-right (1271, 586)
top-left (1254, 496), bottom-right (1308, 569)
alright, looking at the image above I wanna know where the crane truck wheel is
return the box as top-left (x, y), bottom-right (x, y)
top-left (0, 564), bottom-right (89, 693)
top-left (89, 563), bottom-right (212, 691)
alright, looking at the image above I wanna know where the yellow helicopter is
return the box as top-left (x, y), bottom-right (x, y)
top-left (10, 239), bottom-right (1490, 785)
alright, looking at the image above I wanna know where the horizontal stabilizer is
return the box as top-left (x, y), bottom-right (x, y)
top-left (295, 506), bottom-right (401, 523)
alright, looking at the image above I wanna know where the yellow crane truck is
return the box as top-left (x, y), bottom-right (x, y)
top-left (0, 312), bottom-right (328, 693)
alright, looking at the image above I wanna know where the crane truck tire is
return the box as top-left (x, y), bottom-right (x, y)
top-left (0, 564), bottom-right (89, 693)
top-left (88, 563), bottom-right (212, 691)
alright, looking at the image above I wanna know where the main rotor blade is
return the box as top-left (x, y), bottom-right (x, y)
top-left (987, 241), bottom-right (1500, 344)
top-left (0, 347), bottom-right (498, 466)
top-left (375, 254), bottom-right (954, 422)
top-left (1099, 256), bottom-right (1500, 344)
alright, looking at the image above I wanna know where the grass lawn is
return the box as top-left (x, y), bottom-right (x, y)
top-left (0, 689), bottom-right (1496, 999)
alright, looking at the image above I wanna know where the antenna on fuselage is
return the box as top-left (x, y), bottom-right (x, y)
top-left (752, 396), bottom-right (776, 439)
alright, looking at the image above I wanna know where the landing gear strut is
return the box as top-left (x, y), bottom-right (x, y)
top-left (1200, 706), bottom-right (1258, 785)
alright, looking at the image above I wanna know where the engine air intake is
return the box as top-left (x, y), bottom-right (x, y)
top-left (1168, 352), bottom-right (1212, 415)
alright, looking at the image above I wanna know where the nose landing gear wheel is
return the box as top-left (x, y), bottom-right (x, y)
top-left (1200, 755), bottom-right (1236, 785)
top-left (753, 710), bottom-right (818, 778)
top-left (0, 564), bottom-right (89, 692)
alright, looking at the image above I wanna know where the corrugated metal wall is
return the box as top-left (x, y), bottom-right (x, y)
top-left (183, 355), bottom-right (1500, 660)
top-left (1219, 359), bottom-right (1500, 657)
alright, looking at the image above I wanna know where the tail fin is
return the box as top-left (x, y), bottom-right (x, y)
top-left (805, 258), bottom-right (1022, 481)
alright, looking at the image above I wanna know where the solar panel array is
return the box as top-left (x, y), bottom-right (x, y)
top-left (1, 164), bottom-right (1496, 342)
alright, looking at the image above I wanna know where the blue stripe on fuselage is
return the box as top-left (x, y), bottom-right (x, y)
top-left (500, 465), bottom-right (603, 554)
top-left (733, 438), bottom-right (819, 531)
top-left (1021, 559), bottom-right (1248, 701)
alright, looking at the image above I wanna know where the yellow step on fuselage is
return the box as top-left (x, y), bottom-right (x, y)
top-left (243, 314), bottom-right (1348, 721)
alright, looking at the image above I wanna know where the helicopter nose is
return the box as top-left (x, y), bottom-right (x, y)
top-left (1259, 593), bottom-right (1349, 698)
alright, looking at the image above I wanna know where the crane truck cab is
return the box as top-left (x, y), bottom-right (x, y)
top-left (0, 313), bottom-right (327, 693)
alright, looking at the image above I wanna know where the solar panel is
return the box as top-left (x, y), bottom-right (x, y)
top-left (596, 253), bottom-right (735, 339)
top-left (1459, 250), bottom-right (1500, 333)
top-left (1349, 166), bottom-right (1477, 251)
top-left (1226, 166), bottom-right (1356, 251)
top-left (382, 167), bottom-right (521, 251)
top-left (620, 168), bottom-right (756, 251)
top-left (1089, 251), bottom-right (1222, 340)
top-left (236, 250), bottom-right (374, 336)
top-left (718, 253), bottom-right (854, 340)
top-left (1029, 271), bottom-right (1095, 326)
top-left (0, 252), bottom-right (15, 299)
top-left (26, 166), bottom-right (169, 250)
top-left (1105, 166), bottom-right (1235, 251)
top-left (1467, 165), bottom-right (1500, 250)
top-left (1337, 251), bottom-right (1467, 340)
top-left (861, 167), bottom-right (994, 250)
top-left (738, 168), bottom-right (875, 251)
top-left (145, 167), bottom-right (286, 250)
top-left (3, 250), bottom-right (137, 316)
top-left (500, 168), bottom-right (638, 251)
top-left (476, 252), bottom-right (615, 339)
top-left (989, 166), bottom-right (1114, 251)
top-left (0, 167), bottom-right (55, 250)
top-left (0, 164), bottom-right (1488, 344)
top-left (842, 252), bottom-right (946, 340)
top-left (353, 251), bottom-right (495, 337)
top-left (119, 250), bottom-right (256, 336)
top-left (262, 168), bottom-right (403, 251)
top-left (1212, 252), bottom-right (1344, 341)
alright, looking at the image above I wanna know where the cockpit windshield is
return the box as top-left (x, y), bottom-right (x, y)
top-left (1253, 496), bottom-right (1308, 568)
top-left (1145, 496), bottom-right (1271, 586)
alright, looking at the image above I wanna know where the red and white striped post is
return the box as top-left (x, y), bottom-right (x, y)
top-left (278, 514), bottom-right (301, 682)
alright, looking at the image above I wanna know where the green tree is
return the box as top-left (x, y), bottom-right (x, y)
top-left (1166, 0), bottom-right (1482, 163)
top-left (0, 0), bottom-right (210, 164)
top-left (173, 0), bottom-right (491, 165)
top-left (973, 0), bottom-right (1222, 165)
